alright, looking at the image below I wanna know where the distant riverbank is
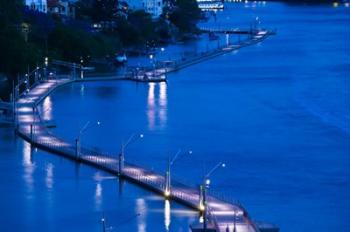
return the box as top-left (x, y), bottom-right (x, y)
top-left (0, 0), bottom-right (202, 101)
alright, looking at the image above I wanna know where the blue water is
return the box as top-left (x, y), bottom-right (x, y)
top-left (1, 2), bottom-right (350, 232)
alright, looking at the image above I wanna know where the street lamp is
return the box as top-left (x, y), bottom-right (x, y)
top-left (149, 54), bottom-right (157, 77)
top-left (76, 121), bottom-right (101, 158)
top-left (200, 162), bottom-right (226, 230)
top-left (119, 133), bottom-right (144, 174)
top-left (164, 149), bottom-right (192, 198)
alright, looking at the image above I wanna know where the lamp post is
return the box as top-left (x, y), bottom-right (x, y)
top-left (76, 121), bottom-right (101, 158)
top-left (149, 54), bottom-right (156, 77)
top-left (164, 149), bottom-right (192, 198)
top-left (44, 57), bottom-right (48, 80)
top-left (119, 133), bottom-right (144, 174)
top-left (200, 162), bottom-right (226, 230)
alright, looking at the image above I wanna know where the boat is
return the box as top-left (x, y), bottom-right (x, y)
top-left (197, 0), bottom-right (224, 10)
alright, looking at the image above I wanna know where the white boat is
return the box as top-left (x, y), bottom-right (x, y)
top-left (198, 1), bottom-right (224, 10)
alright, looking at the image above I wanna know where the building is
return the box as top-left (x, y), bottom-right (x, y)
top-left (123, 0), bottom-right (164, 18)
top-left (25, 0), bottom-right (48, 13)
top-left (47, 0), bottom-right (76, 18)
top-left (142, 0), bottom-right (164, 18)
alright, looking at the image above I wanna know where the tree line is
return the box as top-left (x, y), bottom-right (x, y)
top-left (0, 0), bottom-right (201, 100)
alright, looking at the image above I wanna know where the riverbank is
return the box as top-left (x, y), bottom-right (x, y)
top-left (0, 0), bottom-right (202, 101)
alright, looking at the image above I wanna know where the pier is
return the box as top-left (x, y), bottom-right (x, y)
top-left (198, 27), bottom-right (277, 35)
top-left (125, 29), bottom-right (274, 80)
top-left (13, 28), bottom-right (278, 232)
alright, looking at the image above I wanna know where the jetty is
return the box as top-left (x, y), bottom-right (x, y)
top-left (199, 27), bottom-right (277, 35)
top-left (122, 29), bottom-right (274, 81)
top-left (12, 27), bottom-right (278, 232)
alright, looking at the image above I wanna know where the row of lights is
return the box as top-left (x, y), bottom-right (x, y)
top-left (34, 53), bottom-right (223, 229)
top-left (333, 2), bottom-right (350, 7)
top-left (78, 124), bottom-right (226, 223)
top-left (226, 0), bottom-right (267, 4)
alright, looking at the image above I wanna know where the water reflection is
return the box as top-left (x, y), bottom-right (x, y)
top-left (95, 182), bottom-right (103, 211)
top-left (147, 82), bottom-right (168, 130)
top-left (42, 96), bottom-right (53, 121)
top-left (22, 141), bottom-right (35, 193)
top-left (136, 198), bottom-right (147, 232)
top-left (80, 84), bottom-right (85, 97)
top-left (45, 163), bottom-right (54, 190)
top-left (164, 200), bottom-right (171, 231)
top-left (147, 83), bottom-right (155, 129)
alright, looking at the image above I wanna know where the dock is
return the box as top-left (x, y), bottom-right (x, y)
top-left (144, 29), bottom-right (274, 76)
top-left (199, 27), bottom-right (277, 35)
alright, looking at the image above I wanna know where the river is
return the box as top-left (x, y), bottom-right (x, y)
top-left (1, 1), bottom-right (350, 232)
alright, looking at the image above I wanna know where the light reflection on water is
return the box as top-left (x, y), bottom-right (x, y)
top-left (164, 200), bottom-right (171, 231)
top-left (22, 141), bottom-right (35, 193)
top-left (80, 84), bottom-right (85, 97)
top-left (136, 198), bottom-right (147, 232)
top-left (45, 163), bottom-right (54, 190)
top-left (95, 182), bottom-right (103, 211)
top-left (147, 83), bottom-right (155, 130)
top-left (42, 96), bottom-right (53, 121)
top-left (159, 82), bottom-right (168, 128)
top-left (147, 82), bottom-right (168, 130)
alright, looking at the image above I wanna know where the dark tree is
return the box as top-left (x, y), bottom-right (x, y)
top-left (91, 0), bottom-right (118, 22)
top-left (168, 0), bottom-right (201, 34)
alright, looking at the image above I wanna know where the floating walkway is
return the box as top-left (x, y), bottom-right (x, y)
top-left (199, 27), bottom-right (277, 35)
top-left (127, 29), bottom-right (274, 80)
top-left (14, 28), bottom-right (278, 232)
top-left (79, 29), bottom-right (273, 84)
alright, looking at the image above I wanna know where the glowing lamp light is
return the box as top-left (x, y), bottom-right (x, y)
top-left (333, 2), bottom-right (339, 7)
top-left (199, 216), bottom-right (204, 223)
top-left (140, 134), bottom-right (144, 138)
top-left (164, 190), bottom-right (170, 198)
top-left (199, 204), bottom-right (205, 212)
top-left (205, 179), bottom-right (211, 186)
